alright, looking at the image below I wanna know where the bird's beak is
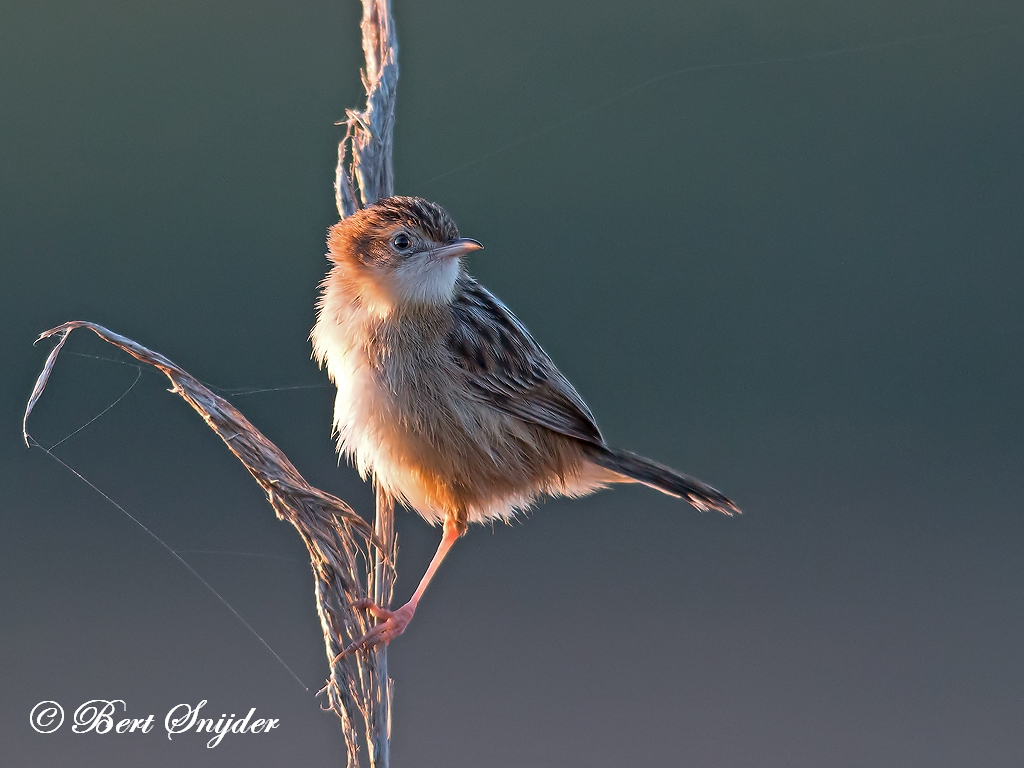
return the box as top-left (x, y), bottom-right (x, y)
top-left (430, 238), bottom-right (483, 260)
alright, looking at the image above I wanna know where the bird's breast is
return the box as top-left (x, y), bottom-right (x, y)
top-left (314, 298), bottom-right (468, 519)
top-left (313, 290), bottom-right (599, 526)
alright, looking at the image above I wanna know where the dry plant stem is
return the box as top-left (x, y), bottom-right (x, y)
top-left (22, 322), bottom-right (393, 768)
top-left (25, 1), bottom-right (401, 765)
top-left (335, 2), bottom-right (399, 765)
top-left (336, 0), bottom-right (398, 215)
top-left (368, 487), bottom-right (396, 766)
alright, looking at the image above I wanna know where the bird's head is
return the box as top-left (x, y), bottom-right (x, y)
top-left (326, 196), bottom-right (482, 311)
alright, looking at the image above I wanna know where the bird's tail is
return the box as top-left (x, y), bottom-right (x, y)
top-left (587, 446), bottom-right (740, 516)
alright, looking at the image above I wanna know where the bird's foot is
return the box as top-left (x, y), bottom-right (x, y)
top-left (335, 599), bottom-right (416, 659)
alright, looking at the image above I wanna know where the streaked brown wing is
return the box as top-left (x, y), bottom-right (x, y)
top-left (447, 276), bottom-right (604, 446)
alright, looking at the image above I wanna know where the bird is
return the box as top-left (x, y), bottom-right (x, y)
top-left (311, 195), bottom-right (739, 653)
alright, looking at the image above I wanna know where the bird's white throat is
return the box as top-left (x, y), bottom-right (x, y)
top-left (389, 253), bottom-right (462, 306)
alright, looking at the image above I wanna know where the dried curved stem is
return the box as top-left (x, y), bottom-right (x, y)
top-left (26, 2), bottom-right (401, 766)
top-left (22, 321), bottom-right (394, 766)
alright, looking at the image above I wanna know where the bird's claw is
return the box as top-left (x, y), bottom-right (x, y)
top-left (334, 599), bottom-right (416, 661)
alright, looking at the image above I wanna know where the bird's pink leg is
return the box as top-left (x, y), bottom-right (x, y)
top-left (338, 518), bottom-right (462, 657)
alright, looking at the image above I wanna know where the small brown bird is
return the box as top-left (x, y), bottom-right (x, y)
top-left (312, 196), bottom-right (738, 652)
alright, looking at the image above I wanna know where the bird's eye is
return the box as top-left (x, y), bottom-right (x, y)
top-left (392, 233), bottom-right (411, 251)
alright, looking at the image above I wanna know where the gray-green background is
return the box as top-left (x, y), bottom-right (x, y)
top-left (3, 0), bottom-right (1022, 765)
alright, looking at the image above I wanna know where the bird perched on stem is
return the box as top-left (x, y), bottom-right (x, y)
top-left (312, 196), bottom-right (739, 653)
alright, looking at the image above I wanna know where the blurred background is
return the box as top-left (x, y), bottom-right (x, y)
top-left (2, 0), bottom-right (1022, 765)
